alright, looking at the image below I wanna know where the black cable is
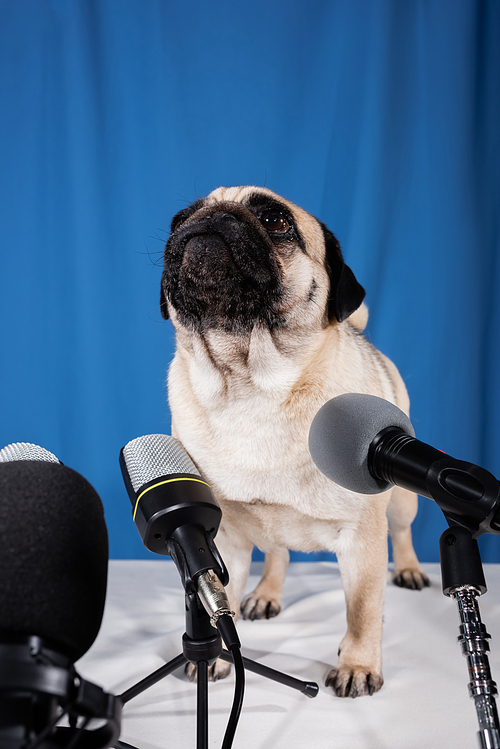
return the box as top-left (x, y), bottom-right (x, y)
top-left (23, 704), bottom-right (72, 749)
top-left (221, 644), bottom-right (245, 749)
top-left (65, 716), bottom-right (91, 749)
top-left (216, 615), bottom-right (245, 749)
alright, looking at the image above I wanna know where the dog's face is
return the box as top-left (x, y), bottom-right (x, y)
top-left (160, 186), bottom-right (365, 334)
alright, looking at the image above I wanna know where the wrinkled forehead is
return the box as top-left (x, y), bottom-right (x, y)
top-left (205, 186), bottom-right (326, 263)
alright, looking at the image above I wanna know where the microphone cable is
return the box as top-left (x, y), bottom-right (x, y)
top-left (23, 701), bottom-right (73, 749)
top-left (216, 614), bottom-right (244, 749)
top-left (22, 670), bottom-right (93, 749)
top-left (222, 644), bottom-right (244, 749)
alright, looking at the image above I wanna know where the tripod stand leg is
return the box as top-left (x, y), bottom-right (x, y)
top-left (219, 651), bottom-right (319, 697)
top-left (118, 652), bottom-right (187, 704)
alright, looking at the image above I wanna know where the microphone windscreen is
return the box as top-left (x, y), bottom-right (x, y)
top-left (0, 454), bottom-right (108, 661)
top-left (121, 434), bottom-right (201, 492)
top-left (308, 393), bottom-right (415, 494)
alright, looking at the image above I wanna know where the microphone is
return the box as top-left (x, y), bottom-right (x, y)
top-left (119, 435), bottom-right (236, 637)
top-left (120, 436), bottom-right (245, 749)
top-left (0, 443), bottom-right (121, 749)
top-left (308, 394), bottom-right (500, 537)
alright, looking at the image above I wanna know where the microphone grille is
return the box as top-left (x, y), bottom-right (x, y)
top-left (0, 443), bottom-right (60, 464)
top-left (122, 434), bottom-right (201, 491)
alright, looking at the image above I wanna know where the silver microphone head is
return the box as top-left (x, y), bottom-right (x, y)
top-left (0, 443), bottom-right (60, 464)
top-left (121, 434), bottom-right (201, 492)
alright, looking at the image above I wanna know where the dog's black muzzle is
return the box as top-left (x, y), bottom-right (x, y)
top-left (161, 207), bottom-right (284, 332)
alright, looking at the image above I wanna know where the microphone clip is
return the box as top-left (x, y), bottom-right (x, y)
top-left (427, 460), bottom-right (500, 538)
top-left (166, 524), bottom-right (229, 593)
top-left (0, 636), bottom-right (122, 749)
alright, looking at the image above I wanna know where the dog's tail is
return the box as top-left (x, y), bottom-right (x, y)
top-left (347, 302), bottom-right (368, 331)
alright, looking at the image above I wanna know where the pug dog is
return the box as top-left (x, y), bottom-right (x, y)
top-left (160, 186), bottom-right (429, 697)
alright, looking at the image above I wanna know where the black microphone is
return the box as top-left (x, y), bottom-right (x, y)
top-left (308, 393), bottom-right (500, 537)
top-left (120, 436), bottom-right (245, 748)
top-left (119, 435), bottom-right (238, 641)
top-left (0, 443), bottom-right (121, 749)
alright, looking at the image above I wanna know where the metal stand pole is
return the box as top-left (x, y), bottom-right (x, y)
top-left (452, 586), bottom-right (500, 749)
top-left (440, 525), bottom-right (500, 749)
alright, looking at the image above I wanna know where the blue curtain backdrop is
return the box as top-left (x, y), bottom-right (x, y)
top-left (1, 0), bottom-right (499, 562)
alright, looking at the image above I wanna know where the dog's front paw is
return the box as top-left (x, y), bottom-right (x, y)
top-left (325, 665), bottom-right (383, 698)
top-left (185, 657), bottom-right (232, 683)
top-left (240, 593), bottom-right (281, 620)
top-left (392, 567), bottom-right (430, 590)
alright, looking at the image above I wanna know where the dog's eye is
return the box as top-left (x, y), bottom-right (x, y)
top-left (261, 211), bottom-right (290, 235)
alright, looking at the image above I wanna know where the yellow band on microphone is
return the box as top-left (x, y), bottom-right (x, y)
top-left (133, 477), bottom-right (211, 521)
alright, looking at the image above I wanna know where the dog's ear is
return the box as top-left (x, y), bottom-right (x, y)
top-left (160, 277), bottom-right (170, 320)
top-left (321, 223), bottom-right (365, 323)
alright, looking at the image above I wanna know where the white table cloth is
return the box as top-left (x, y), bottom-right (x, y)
top-left (78, 561), bottom-right (500, 749)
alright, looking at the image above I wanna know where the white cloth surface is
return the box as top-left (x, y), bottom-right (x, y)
top-left (78, 561), bottom-right (500, 749)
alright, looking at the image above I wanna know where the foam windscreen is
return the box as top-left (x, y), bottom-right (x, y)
top-left (308, 393), bottom-right (415, 494)
top-left (0, 457), bottom-right (108, 661)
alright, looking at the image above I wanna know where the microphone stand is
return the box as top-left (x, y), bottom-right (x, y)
top-left (112, 592), bottom-right (318, 749)
top-left (439, 522), bottom-right (500, 749)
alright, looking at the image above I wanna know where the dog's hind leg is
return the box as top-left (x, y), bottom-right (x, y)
top-left (387, 486), bottom-right (429, 590)
top-left (240, 547), bottom-right (289, 620)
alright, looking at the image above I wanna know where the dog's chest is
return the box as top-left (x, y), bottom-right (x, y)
top-left (172, 383), bottom-right (365, 523)
top-left (169, 331), bottom-right (374, 522)
top-left (170, 335), bottom-right (312, 470)
top-left (192, 389), bottom-right (305, 478)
